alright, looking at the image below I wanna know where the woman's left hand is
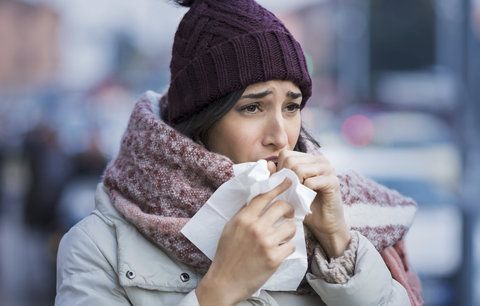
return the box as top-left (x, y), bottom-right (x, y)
top-left (274, 150), bottom-right (351, 258)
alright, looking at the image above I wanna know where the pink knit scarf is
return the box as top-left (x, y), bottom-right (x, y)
top-left (103, 92), bottom-right (417, 283)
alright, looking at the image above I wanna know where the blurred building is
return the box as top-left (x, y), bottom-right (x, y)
top-left (0, 1), bottom-right (59, 93)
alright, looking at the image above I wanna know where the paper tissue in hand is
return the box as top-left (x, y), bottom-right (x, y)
top-left (181, 159), bottom-right (317, 291)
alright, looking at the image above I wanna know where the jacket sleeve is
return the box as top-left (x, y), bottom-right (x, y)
top-left (306, 232), bottom-right (412, 306)
top-left (178, 291), bottom-right (201, 306)
top-left (55, 226), bottom-right (132, 306)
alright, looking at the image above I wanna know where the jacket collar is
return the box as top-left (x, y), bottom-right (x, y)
top-left (94, 183), bottom-right (199, 292)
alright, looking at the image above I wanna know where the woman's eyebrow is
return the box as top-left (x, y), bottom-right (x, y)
top-left (287, 91), bottom-right (302, 99)
top-left (240, 90), bottom-right (272, 99)
top-left (240, 90), bottom-right (302, 100)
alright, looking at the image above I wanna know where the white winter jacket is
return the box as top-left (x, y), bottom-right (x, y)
top-left (55, 184), bottom-right (411, 306)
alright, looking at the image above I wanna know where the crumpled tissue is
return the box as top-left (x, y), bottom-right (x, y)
top-left (181, 159), bottom-right (317, 292)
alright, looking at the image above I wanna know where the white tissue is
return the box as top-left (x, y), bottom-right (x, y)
top-left (181, 160), bottom-right (317, 292)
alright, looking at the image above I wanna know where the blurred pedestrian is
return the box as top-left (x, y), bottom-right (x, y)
top-left (22, 121), bottom-right (71, 301)
top-left (0, 116), bottom-right (6, 215)
top-left (57, 130), bottom-right (108, 231)
top-left (0, 144), bottom-right (4, 216)
top-left (22, 122), bottom-right (70, 232)
top-left (55, 0), bottom-right (422, 305)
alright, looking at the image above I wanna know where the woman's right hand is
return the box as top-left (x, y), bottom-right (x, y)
top-left (195, 178), bottom-right (296, 306)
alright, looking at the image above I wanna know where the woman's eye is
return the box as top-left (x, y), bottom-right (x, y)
top-left (240, 103), bottom-right (261, 113)
top-left (285, 103), bottom-right (301, 112)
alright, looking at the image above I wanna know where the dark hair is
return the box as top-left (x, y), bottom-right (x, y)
top-left (171, 0), bottom-right (195, 8)
top-left (171, 89), bottom-right (321, 153)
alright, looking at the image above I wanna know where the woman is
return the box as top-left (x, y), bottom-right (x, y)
top-left (55, 0), bottom-right (423, 305)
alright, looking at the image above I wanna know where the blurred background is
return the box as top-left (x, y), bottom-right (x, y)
top-left (0, 0), bottom-right (479, 305)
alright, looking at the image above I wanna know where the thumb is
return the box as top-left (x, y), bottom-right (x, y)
top-left (267, 161), bottom-right (277, 175)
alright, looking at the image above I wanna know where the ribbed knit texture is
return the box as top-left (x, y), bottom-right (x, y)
top-left (163, 0), bottom-right (312, 124)
top-left (311, 231), bottom-right (360, 284)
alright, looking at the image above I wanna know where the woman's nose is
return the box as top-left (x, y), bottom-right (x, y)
top-left (262, 114), bottom-right (289, 149)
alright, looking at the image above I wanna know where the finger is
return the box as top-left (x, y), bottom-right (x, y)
top-left (304, 175), bottom-right (340, 194)
top-left (278, 152), bottom-right (323, 173)
top-left (272, 219), bottom-right (297, 245)
top-left (275, 240), bottom-right (296, 261)
top-left (259, 200), bottom-right (294, 225)
top-left (247, 178), bottom-right (292, 216)
top-left (267, 160), bottom-right (277, 175)
top-left (288, 162), bottom-right (330, 184)
top-left (277, 150), bottom-right (305, 170)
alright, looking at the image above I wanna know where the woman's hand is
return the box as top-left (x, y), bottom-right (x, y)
top-left (196, 178), bottom-right (296, 306)
top-left (276, 150), bottom-right (351, 258)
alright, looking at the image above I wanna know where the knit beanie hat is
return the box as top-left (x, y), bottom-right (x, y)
top-left (163, 0), bottom-right (312, 125)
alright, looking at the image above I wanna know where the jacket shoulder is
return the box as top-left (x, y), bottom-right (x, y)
top-left (57, 212), bottom-right (118, 281)
top-left (55, 213), bottom-right (134, 305)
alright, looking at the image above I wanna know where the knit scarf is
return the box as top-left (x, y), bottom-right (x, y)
top-left (103, 91), bottom-right (417, 286)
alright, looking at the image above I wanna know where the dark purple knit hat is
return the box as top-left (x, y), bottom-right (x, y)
top-left (163, 0), bottom-right (312, 124)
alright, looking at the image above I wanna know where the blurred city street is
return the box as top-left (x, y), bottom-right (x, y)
top-left (1, 0), bottom-right (480, 305)
top-left (0, 159), bottom-right (56, 306)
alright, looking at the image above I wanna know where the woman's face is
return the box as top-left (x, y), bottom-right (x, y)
top-left (208, 80), bottom-right (302, 164)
